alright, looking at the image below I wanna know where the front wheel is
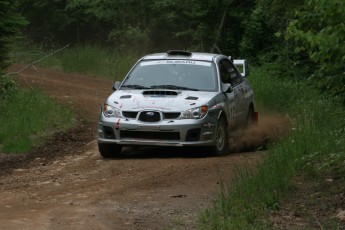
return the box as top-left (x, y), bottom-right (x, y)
top-left (210, 117), bottom-right (228, 156)
top-left (98, 142), bottom-right (122, 158)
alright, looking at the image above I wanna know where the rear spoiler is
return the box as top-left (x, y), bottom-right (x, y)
top-left (233, 59), bottom-right (249, 77)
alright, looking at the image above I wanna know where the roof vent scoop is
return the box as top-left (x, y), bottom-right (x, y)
top-left (167, 50), bottom-right (192, 56)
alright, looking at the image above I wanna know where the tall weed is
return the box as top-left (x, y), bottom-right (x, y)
top-left (60, 45), bottom-right (139, 80)
top-left (0, 89), bottom-right (74, 153)
top-left (11, 42), bottom-right (139, 80)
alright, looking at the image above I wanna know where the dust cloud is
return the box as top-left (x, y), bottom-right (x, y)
top-left (229, 113), bottom-right (293, 153)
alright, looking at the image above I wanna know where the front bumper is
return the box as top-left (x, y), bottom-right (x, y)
top-left (98, 114), bottom-right (218, 147)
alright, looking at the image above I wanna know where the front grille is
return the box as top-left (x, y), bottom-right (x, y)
top-left (123, 111), bottom-right (180, 121)
top-left (143, 90), bottom-right (178, 96)
top-left (120, 130), bottom-right (180, 140)
top-left (163, 112), bottom-right (181, 119)
top-left (138, 111), bottom-right (161, 122)
top-left (122, 111), bottom-right (138, 119)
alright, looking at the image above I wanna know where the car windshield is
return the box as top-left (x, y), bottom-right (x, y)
top-left (121, 60), bottom-right (218, 91)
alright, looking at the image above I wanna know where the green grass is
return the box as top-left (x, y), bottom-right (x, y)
top-left (0, 89), bottom-right (75, 153)
top-left (60, 45), bottom-right (138, 80)
top-left (5, 43), bottom-right (140, 154)
top-left (198, 64), bottom-right (345, 229)
top-left (11, 42), bottom-right (139, 80)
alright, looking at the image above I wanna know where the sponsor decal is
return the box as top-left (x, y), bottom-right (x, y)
top-left (140, 60), bottom-right (211, 66)
top-left (131, 106), bottom-right (171, 110)
top-left (115, 118), bottom-right (121, 129)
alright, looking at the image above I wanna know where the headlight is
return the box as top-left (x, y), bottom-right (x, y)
top-left (102, 104), bottom-right (121, 117)
top-left (180, 105), bottom-right (208, 119)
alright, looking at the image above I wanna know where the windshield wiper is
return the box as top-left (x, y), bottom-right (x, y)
top-left (121, 84), bottom-right (151, 89)
top-left (150, 85), bottom-right (199, 91)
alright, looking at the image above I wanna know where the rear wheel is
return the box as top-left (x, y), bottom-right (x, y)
top-left (98, 142), bottom-right (122, 158)
top-left (210, 117), bottom-right (228, 156)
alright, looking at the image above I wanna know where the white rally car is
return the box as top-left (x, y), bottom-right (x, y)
top-left (98, 50), bottom-right (257, 157)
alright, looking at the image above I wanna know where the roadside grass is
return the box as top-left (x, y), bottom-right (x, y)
top-left (198, 64), bottom-right (345, 229)
top-left (4, 43), bottom-right (139, 154)
top-left (0, 89), bottom-right (75, 153)
top-left (11, 42), bottom-right (139, 80)
top-left (60, 45), bottom-right (138, 80)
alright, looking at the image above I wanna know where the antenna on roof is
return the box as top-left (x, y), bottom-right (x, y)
top-left (211, 44), bottom-right (221, 54)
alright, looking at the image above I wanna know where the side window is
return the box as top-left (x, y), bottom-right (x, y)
top-left (219, 59), bottom-right (243, 86)
top-left (219, 60), bottom-right (231, 84)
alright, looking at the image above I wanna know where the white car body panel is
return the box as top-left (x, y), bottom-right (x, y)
top-left (98, 51), bottom-right (255, 153)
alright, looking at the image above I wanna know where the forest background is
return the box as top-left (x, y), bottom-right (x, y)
top-left (1, 0), bottom-right (344, 102)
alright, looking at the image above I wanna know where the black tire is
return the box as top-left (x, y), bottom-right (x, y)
top-left (98, 142), bottom-right (122, 158)
top-left (210, 117), bottom-right (228, 156)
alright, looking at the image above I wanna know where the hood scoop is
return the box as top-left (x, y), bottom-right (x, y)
top-left (143, 90), bottom-right (178, 96)
top-left (185, 96), bottom-right (199, 100)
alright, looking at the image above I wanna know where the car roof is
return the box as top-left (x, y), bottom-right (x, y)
top-left (141, 50), bottom-right (225, 62)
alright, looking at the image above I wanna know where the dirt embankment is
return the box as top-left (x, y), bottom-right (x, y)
top-left (0, 65), bottom-right (292, 229)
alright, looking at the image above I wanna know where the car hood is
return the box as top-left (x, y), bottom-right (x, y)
top-left (106, 89), bottom-right (220, 111)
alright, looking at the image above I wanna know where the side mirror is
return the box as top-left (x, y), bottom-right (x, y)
top-left (113, 81), bottom-right (121, 90)
top-left (233, 59), bottom-right (249, 77)
top-left (222, 83), bottom-right (233, 93)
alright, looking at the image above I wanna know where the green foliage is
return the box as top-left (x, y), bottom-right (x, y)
top-left (0, 77), bottom-right (17, 101)
top-left (240, 0), bottom-right (303, 61)
top-left (108, 26), bottom-right (150, 52)
top-left (74, 46), bottom-right (134, 79)
top-left (11, 43), bottom-right (139, 80)
top-left (0, 0), bottom-right (27, 71)
top-left (0, 1), bottom-right (27, 102)
top-left (149, 0), bottom-right (240, 52)
top-left (249, 64), bottom-right (301, 113)
top-left (61, 45), bottom-right (113, 76)
top-left (18, 0), bottom-right (75, 45)
top-left (240, 4), bottom-right (274, 60)
top-left (60, 45), bottom-right (138, 80)
top-left (0, 89), bottom-right (75, 153)
top-left (16, 0), bottom-right (254, 54)
top-left (286, 0), bottom-right (345, 100)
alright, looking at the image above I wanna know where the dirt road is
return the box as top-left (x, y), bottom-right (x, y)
top-left (0, 65), bottom-right (288, 229)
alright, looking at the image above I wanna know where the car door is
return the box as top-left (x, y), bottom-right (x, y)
top-left (218, 59), bottom-right (245, 127)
